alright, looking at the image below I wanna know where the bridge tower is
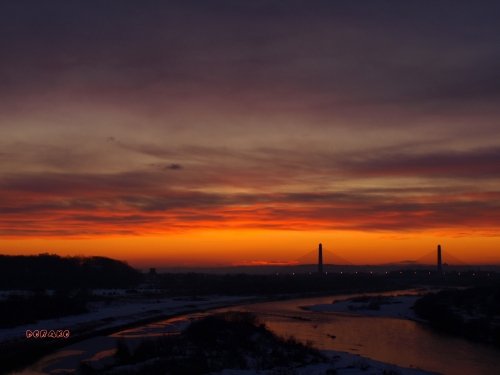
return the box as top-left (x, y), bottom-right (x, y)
top-left (318, 243), bottom-right (323, 274)
top-left (437, 244), bottom-right (443, 274)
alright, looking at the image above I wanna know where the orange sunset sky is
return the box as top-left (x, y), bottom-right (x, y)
top-left (1, 1), bottom-right (500, 267)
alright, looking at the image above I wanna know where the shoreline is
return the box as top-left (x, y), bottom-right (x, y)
top-left (302, 294), bottom-right (426, 321)
top-left (4, 295), bottom-right (265, 375)
top-left (5, 287), bottom-right (420, 374)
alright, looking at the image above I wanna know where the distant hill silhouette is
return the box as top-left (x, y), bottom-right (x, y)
top-left (0, 254), bottom-right (141, 289)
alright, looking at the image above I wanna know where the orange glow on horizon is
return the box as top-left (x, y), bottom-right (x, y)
top-left (1, 229), bottom-right (500, 268)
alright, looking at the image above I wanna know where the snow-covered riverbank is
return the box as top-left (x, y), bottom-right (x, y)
top-left (210, 349), bottom-right (435, 375)
top-left (303, 294), bottom-right (422, 321)
top-left (0, 294), bottom-right (254, 344)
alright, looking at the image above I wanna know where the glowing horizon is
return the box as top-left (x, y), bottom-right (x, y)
top-left (1, 229), bottom-right (500, 268)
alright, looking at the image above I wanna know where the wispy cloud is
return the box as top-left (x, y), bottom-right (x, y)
top-left (343, 147), bottom-right (500, 178)
top-left (0, 1), bottom-right (499, 241)
top-left (1, 168), bottom-right (499, 236)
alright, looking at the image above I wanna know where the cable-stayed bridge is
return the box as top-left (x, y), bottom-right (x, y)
top-left (295, 243), bottom-right (468, 271)
top-left (415, 248), bottom-right (466, 266)
top-left (295, 246), bottom-right (353, 266)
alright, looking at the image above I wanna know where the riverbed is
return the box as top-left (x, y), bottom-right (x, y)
top-left (14, 289), bottom-right (500, 375)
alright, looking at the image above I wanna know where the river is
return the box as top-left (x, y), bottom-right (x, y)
top-left (15, 289), bottom-right (500, 375)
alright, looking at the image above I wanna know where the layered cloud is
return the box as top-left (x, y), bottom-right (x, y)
top-left (1, 144), bottom-right (500, 236)
top-left (0, 1), bottom-right (499, 240)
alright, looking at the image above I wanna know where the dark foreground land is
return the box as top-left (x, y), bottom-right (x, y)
top-left (2, 254), bottom-right (498, 328)
top-left (0, 254), bottom-right (141, 328)
top-left (80, 312), bottom-right (326, 374)
top-left (414, 286), bottom-right (500, 347)
top-left (1, 254), bottom-right (500, 374)
top-left (1, 254), bottom-right (499, 329)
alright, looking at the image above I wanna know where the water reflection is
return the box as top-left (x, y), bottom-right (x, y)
top-left (215, 290), bottom-right (500, 375)
top-left (110, 315), bottom-right (198, 339)
top-left (16, 290), bottom-right (500, 375)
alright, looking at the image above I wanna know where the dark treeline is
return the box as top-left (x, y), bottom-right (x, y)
top-left (157, 271), bottom-right (420, 296)
top-left (0, 290), bottom-right (88, 328)
top-left (154, 270), bottom-right (500, 296)
top-left (414, 286), bottom-right (500, 347)
top-left (0, 254), bottom-right (141, 289)
top-left (0, 254), bottom-right (142, 329)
